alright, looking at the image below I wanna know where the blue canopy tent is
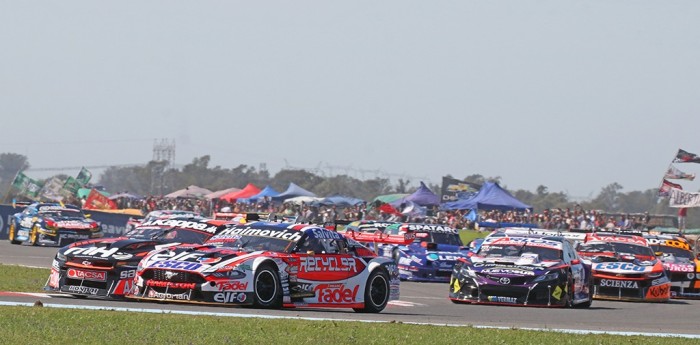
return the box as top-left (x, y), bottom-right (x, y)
top-left (239, 185), bottom-right (281, 203)
top-left (393, 181), bottom-right (440, 207)
top-left (272, 182), bottom-right (317, 202)
top-left (440, 182), bottom-right (532, 211)
top-left (319, 195), bottom-right (365, 207)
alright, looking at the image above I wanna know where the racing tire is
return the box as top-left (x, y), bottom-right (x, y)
top-left (28, 224), bottom-right (40, 246)
top-left (8, 223), bottom-right (20, 245)
top-left (353, 268), bottom-right (390, 313)
top-left (252, 263), bottom-right (282, 309)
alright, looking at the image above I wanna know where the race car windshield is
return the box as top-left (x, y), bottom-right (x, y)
top-left (480, 244), bottom-right (562, 260)
top-left (125, 227), bottom-right (211, 244)
top-left (650, 245), bottom-right (693, 259)
top-left (414, 232), bottom-right (463, 246)
top-left (214, 235), bottom-right (294, 253)
top-left (39, 209), bottom-right (83, 218)
top-left (610, 243), bottom-right (654, 257)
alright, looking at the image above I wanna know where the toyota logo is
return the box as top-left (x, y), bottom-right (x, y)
top-left (499, 277), bottom-right (511, 285)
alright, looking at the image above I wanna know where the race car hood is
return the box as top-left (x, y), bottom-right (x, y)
top-left (58, 237), bottom-right (165, 262)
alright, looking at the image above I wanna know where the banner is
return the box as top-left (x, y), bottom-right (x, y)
top-left (664, 165), bottom-right (696, 181)
top-left (669, 188), bottom-right (700, 208)
top-left (673, 149), bottom-right (700, 164)
top-left (440, 177), bottom-right (480, 202)
top-left (39, 177), bottom-right (65, 201)
top-left (11, 171), bottom-right (42, 199)
top-left (84, 189), bottom-right (117, 210)
top-left (76, 167), bottom-right (92, 185)
top-left (658, 179), bottom-right (682, 197)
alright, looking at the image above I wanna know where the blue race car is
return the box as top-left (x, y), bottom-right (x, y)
top-left (7, 203), bottom-right (103, 247)
top-left (380, 223), bottom-right (469, 282)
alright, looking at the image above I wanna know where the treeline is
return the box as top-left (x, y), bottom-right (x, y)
top-left (0, 153), bottom-right (692, 227)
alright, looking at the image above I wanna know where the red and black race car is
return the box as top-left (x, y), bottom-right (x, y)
top-left (127, 222), bottom-right (404, 313)
top-left (45, 216), bottom-right (226, 299)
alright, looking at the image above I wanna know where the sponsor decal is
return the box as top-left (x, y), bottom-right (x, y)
top-left (198, 257), bottom-right (221, 264)
top-left (48, 268), bottom-right (60, 288)
top-left (112, 279), bottom-right (134, 295)
top-left (214, 292), bottom-right (247, 303)
top-left (452, 278), bottom-right (461, 293)
top-left (64, 246), bottom-right (121, 258)
top-left (142, 219), bottom-right (218, 233)
top-left (149, 251), bottom-right (204, 263)
top-left (112, 253), bottom-right (133, 260)
top-left (68, 285), bottom-right (99, 295)
top-left (217, 281), bottom-right (249, 291)
top-left (599, 279), bottom-right (639, 289)
top-left (56, 221), bottom-right (92, 229)
top-left (593, 262), bottom-right (646, 272)
top-left (52, 260), bottom-right (60, 269)
top-left (481, 268), bottom-right (536, 276)
top-left (552, 286), bottom-right (563, 300)
top-left (300, 257), bottom-right (357, 273)
top-left (652, 277), bottom-right (670, 286)
top-left (149, 260), bottom-right (203, 271)
top-left (38, 206), bottom-right (65, 212)
top-left (147, 290), bottom-right (191, 300)
top-left (310, 228), bottom-right (344, 240)
top-left (67, 268), bottom-right (107, 282)
top-left (664, 263), bottom-right (695, 272)
top-left (487, 296), bottom-right (517, 303)
top-left (314, 283), bottom-right (360, 303)
top-left (146, 281), bottom-right (196, 289)
top-left (405, 224), bottom-right (456, 233)
top-left (398, 257), bottom-right (413, 266)
top-left (646, 238), bottom-right (691, 250)
top-left (646, 284), bottom-right (671, 299)
top-left (216, 227), bottom-right (302, 242)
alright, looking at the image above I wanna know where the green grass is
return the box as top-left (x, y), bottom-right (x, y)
top-left (0, 306), bottom-right (695, 345)
top-left (0, 264), bottom-right (50, 292)
top-left (459, 229), bottom-right (489, 246)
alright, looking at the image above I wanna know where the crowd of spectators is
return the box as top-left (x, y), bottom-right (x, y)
top-left (102, 194), bottom-right (660, 232)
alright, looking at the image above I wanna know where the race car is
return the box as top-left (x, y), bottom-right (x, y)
top-left (576, 233), bottom-right (671, 302)
top-left (7, 203), bottom-right (102, 246)
top-left (127, 222), bottom-right (400, 313)
top-left (126, 210), bottom-right (198, 232)
top-left (449, 232), bottom-right (593, 307)
top-left (45, 216), bottom-right (225, 299)
top-left (339, 220), bottom-right (399, 252)
top-left (379, 223), bottom-right (469, 282)
top-left (645, 233), bottom-right (700, 298)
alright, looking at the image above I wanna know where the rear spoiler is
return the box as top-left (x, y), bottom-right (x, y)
top-left (502, 228), bottom-right (587, 241)
top-left (342, 229), bottom-right (415, 245)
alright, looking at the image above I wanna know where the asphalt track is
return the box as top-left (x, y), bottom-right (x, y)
top-left (1, 242), bottom-right (699, 337)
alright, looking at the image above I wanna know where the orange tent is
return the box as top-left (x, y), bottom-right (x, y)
top-left (219, 183), bottom-right (261, 202)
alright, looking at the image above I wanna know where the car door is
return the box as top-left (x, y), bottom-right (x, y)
top-left (563, 240), bottom-right (586, 298)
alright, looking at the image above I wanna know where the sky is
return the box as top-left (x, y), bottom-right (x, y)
top-left (1, 1), bottom-right (699, 200)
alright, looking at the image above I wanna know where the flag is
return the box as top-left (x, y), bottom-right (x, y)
top-left (669, 188), bottom-right (700, 208)
top-left (76, 167), bottom-right (92, 185)
top-left (659, 179), bottom-right (682, 197)
top-left (62, 176), bottom-right (82, 194)
top-left (673, 149), bottom-right (700, 163)
top-left (84, 189), bottom-right (117, 210)
top-left (39, 177), bottom-right (65, 201)
top-left (11, 171), bottom-right (43, 199)
top-left (664, 165), bottom-right (696, 181)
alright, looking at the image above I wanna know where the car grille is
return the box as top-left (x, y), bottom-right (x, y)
top-left (144, 269), bottom-right (205, 284)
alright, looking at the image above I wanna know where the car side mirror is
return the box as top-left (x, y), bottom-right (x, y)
top-left (570, 259), bottom-right (580, 265)
top-left (655, 252), bottom-right (664, 257)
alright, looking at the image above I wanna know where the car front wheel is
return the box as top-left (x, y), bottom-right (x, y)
top-left (252, 263), bottom-right (282, 309)
top-left (8, 223), bottom-right (20, 245)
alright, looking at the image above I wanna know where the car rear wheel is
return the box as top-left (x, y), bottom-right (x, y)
top-left (253, 263), bottom-right (282, 309)
top-left (564, 275), bottom-right (574, 308)
top-left (353, 268), bottom-right (390, 313)
top-left (28, 224), bottom-right (40, 246)
top-left (8, 223), bottom-right (20, 245)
